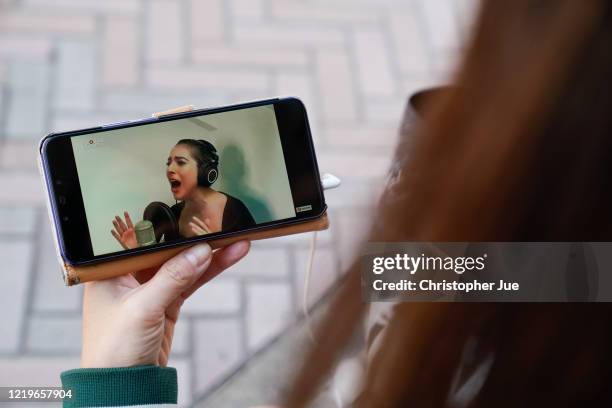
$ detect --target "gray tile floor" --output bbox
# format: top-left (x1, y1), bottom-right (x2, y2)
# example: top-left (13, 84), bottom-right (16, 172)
top-left (0, 0), bottom-right (476, 406)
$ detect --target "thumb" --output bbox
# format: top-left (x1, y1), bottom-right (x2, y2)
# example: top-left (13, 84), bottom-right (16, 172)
top-left (134, 244), bottom-right (212, 311)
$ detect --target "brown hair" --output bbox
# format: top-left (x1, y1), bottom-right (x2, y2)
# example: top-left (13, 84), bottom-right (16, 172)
top-left (286, 0), bottom-right (612, 406)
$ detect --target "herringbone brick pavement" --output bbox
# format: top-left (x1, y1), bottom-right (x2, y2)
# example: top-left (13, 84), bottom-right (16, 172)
top-left (0, 0), bottom-right (478, 406)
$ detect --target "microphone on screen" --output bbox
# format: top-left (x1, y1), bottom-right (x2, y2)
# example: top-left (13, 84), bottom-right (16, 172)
top-left (143, 201), bottom-right (180, 242)
top-left (135, 220), bottom-right (156, 247)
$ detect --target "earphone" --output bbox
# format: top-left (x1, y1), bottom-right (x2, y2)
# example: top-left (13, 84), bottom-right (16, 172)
top-left (194, 139), bottom-right (219, 187)
top-left (303, 173), bottom-right (342, 343)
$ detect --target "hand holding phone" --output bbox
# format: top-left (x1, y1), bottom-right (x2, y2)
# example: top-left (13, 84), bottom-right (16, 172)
top-left (81, 241), bottom-right (250, 368)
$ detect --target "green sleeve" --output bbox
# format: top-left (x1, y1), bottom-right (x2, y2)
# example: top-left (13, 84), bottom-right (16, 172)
top-left (60, 365), bottom-right (177, 407)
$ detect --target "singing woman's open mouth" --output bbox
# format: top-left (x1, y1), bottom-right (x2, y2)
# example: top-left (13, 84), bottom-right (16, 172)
top-left (169, 177), bottom-right (181, 194)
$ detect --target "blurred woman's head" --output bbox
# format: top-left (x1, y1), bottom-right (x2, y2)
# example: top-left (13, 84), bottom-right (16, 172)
top-left (166, 139), bottom-right (219, 200)
top-left (286, 1), bottom-right (612, 406)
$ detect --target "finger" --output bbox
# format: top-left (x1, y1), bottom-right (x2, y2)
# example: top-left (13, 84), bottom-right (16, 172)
top-left (200, 217), bottom-right (212, 233)
top-left (182, 241), bottom-right (250, 299)
top-left (111, 230), bottom-right (128, 249)
top-left (191, 216), bottom-right (210, 233)
top-left (114, 217), bottom-right (125, 234)
top-left (125, 211), bottom-right (134, 230)
top-left (204, 218), bottom-right (213, 232)
top-left (189, 222), bottom-right (206, 236)
top-left (131, 244), bottom-right (212, 312)
top-left (116, 215), bottom-right (129, 232)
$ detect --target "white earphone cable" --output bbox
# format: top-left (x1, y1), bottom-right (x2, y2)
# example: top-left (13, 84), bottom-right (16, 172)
top-left (303, 230), bottom-right (318, 342)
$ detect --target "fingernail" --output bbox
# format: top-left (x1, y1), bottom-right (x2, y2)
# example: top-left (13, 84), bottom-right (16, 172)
top-left (185, 244), bottom-right (211, 268)
top-left (225, 241), bottom-right (250, 260)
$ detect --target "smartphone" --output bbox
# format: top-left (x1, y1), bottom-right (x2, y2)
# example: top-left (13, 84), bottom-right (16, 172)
top-left (39, 97), bottom-right (326, 266)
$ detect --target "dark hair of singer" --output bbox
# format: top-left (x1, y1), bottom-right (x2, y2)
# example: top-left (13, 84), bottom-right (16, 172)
top-left (175, 139), bottom-right (218, 168)
top-left (284, 1), bottom-right (612, 407)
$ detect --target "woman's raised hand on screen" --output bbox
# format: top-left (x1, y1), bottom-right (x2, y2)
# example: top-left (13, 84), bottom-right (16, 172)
top-left (189, 216), bottom-right (212, 236)
top-left (111, 211), bottom-right (137, 249)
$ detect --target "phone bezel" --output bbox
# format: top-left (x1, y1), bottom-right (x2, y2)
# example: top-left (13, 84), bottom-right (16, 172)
top-left (40, 97), bottom-right (326, 265)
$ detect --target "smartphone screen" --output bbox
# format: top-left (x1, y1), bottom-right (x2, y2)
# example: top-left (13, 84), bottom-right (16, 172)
top-left (41, 98), bottom-right (325, 265)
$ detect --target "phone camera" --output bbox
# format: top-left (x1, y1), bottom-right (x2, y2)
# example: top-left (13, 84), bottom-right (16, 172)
top-left (62, 216), bottom-right (69, 222)
top-left (58, 196), bottom-right (67, 205)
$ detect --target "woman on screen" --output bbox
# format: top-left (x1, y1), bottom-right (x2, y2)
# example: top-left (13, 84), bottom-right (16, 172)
top-left (111, 139), bottom-right (255, 249)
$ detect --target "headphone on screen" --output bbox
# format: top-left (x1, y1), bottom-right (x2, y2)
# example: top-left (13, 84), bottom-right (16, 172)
top-left (194, 139), bottom-right (219, 187)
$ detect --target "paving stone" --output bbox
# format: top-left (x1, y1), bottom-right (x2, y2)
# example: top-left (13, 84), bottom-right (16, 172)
top-left (353, 27), bottom-right (396, 97)
top-left (315, 48), bottom-right (359, 124)
top-left (0, 206), bottom-right (37, 234)
top-left (0, 141), bottom-right (39, 171)
top-left (5, 61), bottom-right (49, 139)
top-left (192, 45), bottom-right (309, 69)
top-left (270, 0), bottom-right (381, 24)
top-left (0, 172), bottom-right (45, 204)
top-left (245, 282), bottom-right (292, 350)
top-left (8, 60), bottom-right (49, 91)
top-left (322, 178), bottom-right (386, 210)
top-left (334, 206), bottom-right (372, 272)
top-left (0, 357), bottom-right (79, 387)
top-left (147, 0), bottom-right (183, 63)
top-left (5, 89), bottom-right (48, 139)
top-left (53, 40), bottom-right (97, 112)
top-left (402, 73), bottom-right (444, 96)
top-left (230, 0), bottom-right (266, 21)
top-left (325, 124), bottom-right (399, 149)
top-left (389, 11), bottom-right (432, 75)
top-left (431, 48), bottom-right (463, 79)
top-left (100, 89), bottom-right (232, 115)
top-left (22, 0), bottom-right (141, 14)
top-left (170, 317), bottom-right (190, 355)
top-left (102, 17), bottom-right (139, 87)
top-left (32, 217), bottom-right (82, 312)
top-left (418, 0), bottom-right (460, 53)
top-left (167, 357), bottom-right (193, 407)
top-left (25, 316), bottom-right (81, 353)
top-left (51, 112), bottom-right (141, 133)
top-left (293, 247), bottom-right (339, 311)
top-left (251, 222), bottom-right (334, 248)
top-left (0, 12), bottom-right (96, 34)
top-left (181, 278), bottom-right (241, 314)
top-left (147, 67), bottom-right (269, 93)
top-left (190, 0), bottom-right (225, 43)
top-left (193, 318), bottom-right (244, 394)
top-left (364, 96), bottom-right (409, 125)
top-left (233, 23), bottom-right (345, 48)
top-left (0, 240), bottom-right (33, 353)
top-left (0, 36), bottom-right (51, 60)
top-left (223, 247), bottom-right (289, 278)
top-left (317, 150), bottom-right (392, 181)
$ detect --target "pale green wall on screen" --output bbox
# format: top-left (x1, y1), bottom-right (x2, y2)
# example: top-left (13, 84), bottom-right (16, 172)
top-left (72, 105), bottom-right (295, 255)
